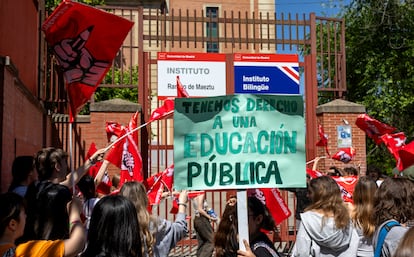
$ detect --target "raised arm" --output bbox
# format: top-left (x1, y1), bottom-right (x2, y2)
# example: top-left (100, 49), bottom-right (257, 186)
top-left (94, 159), bottom-right (110, 186)
top-left (64, 197), bottom-right (86, 257)
top-left (61, 148), bottom-right (106, 188)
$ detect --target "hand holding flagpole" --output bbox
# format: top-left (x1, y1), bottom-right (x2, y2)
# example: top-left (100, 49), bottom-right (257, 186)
top-left (103, 110), bottom-right (174, 153)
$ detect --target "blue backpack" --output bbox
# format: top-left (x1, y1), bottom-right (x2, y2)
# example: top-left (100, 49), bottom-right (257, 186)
top-left (374, 220), bottom-right (400, 257)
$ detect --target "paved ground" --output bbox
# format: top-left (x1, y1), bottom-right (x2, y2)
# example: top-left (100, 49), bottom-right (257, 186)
top-left (168, 239), bottom-right (198, 257)
top-left (167, 239), bottom-right (293, 257)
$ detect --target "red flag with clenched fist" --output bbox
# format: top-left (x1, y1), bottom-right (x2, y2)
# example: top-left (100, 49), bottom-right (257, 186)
top-left (42, 1), bottom-right (134, 120)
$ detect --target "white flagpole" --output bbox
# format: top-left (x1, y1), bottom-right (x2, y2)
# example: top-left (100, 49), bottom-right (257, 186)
top-left (306, 156), bottom-right (327, 165)
top-left (69, 120), bottom-right (75, 194)
top-left (104, 110), bottom-right (174, 152)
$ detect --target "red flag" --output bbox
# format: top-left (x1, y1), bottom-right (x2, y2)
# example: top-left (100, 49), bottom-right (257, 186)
top-left (176, 76), bottom-right (189, 97)
top-left (85, 142), bottom-right (101, 177)
top-left (306, 168), bottom-right (323, 179)
top-left (169, 190), bottom-right (205, 214)
top-left (331, 175), bottom-right (358, 203)
top-left (187, 191), bottom-right (206, 199)
top-left (355, 114), bottom-right (396, 144)
top-left (105, 112), bottom-right (143, 187)
top-left (84, 142), bottom-right (111, 194)
top-left (106, 121), bottom-right (125, 142)
top-left (149, 98), bottom-right (175, 122)
top-left (316, 124), bottom-right (328, 147)
top-left (315, 124), bottom-right (330, 156)
top-left (105, 122), bottom-right (126, 168)
top-left (96, 173), bottom-right (112, 195)
top-left (42, 1), bottom-right (134, 119)
top-left (149, 76), bottom-right (188, 123)
top-left (85, 142), bottom-right (98, 160)
top-left (248, 188), bottom-right (291, 225)
top-left (332, 147), bottom-right (356, 163)
top-left (397, 140), bottom-right (414, 171)
top-left (170, 196), bottom-right (179, 214)
top-left (145, 164), bottom-right (174, 206)
top-left (160, 164), bottom-right (174, 192)
top-left (380, 132), bottom-right (406, 169)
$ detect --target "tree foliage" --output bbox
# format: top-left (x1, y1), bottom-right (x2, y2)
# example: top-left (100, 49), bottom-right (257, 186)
top-left (46, 0), bottom-right (105, 13)
top-left (344, 0), bottom-right (414, 173)
top-left (95, 66), bottom-right (139, 102)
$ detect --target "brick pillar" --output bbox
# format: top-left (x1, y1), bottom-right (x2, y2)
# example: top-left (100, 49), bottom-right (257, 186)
top-left (80, 98), bottom-right (141, 178)
top-left (315, 99), bottom-right (367, 175)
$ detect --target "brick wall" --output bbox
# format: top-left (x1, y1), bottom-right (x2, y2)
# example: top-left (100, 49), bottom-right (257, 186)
top-left (1, 64), bottom-right (50, 192)
top-left (315, 99), bottom-right (367, 175)
top-left (0, 0), bottom-right (39, 95)
top-left (77, 99), bottom-right (141, 178)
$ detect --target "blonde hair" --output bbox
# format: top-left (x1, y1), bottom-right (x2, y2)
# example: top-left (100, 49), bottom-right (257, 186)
top-left (351, 176), bottom-right (377, 237)
top-left (120, 181), bottom-right (155, 257)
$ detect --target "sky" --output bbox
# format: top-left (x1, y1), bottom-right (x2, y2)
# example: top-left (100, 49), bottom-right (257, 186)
top-left (275, 0), bottom-right (350, 18)
top-left (273, 0), bottom-right (351, 94)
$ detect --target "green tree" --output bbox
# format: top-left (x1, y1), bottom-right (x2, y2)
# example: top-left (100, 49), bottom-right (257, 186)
top-left (344, 0), bottom-right (414, 173)
top-left (46, 0), bottom-right (104, 12)
top-left (95, 66), bottom-right (138, 102)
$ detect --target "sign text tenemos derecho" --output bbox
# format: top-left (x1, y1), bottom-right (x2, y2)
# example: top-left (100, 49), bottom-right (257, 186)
top-left (173, 94), bottom-right (306, 190)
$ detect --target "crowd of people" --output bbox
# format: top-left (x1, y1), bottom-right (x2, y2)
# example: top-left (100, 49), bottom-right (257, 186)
top-left (288, 164), bottom-right (414, 257)
top-left (3, 148), bottom-right (414, 257)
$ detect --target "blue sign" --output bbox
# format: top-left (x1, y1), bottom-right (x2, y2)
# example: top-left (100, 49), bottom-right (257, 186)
top-left (233, 54), bottom-right (300, 95)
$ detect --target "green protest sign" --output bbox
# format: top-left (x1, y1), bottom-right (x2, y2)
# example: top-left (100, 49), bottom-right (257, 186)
top-left (173, 94), bottom-right (306, 190)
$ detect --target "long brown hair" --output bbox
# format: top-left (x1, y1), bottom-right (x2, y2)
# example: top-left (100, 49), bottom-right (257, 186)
top-left (351, 176), bottom-right (377, 237)
top-left (120, 181), bottom-right (155, 257)
top-left (214, 204), bottom-right (238, 257)
top-left (373, 177), bottom-right (414, 226)
top-left (306, 175), bottom-right (350, 229)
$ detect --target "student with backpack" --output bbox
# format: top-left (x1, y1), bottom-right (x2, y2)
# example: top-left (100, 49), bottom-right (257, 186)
top-left (372, 177), bottom-right (414, 257)
top-left (291, 176), bottom-right (358, 257)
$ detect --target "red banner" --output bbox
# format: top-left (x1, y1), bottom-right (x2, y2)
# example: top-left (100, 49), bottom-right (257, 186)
top-left (149, 98), bottom-right (175, 122)
top-left (176, 76), bottom-right (189, 97)
top-left (145, 164), bottom-right (174, 206)
top-left (316, 124), bottom-right (330, 157)
top-left (355, 114), bottom-right (396, 145)
top-left (380, 132), bottom-right (406, 170)
top-left (105, 112), bottom-right (143, 187)
top-left (42, 1), bottom-right (134, 118)
top-left (397, 140), bottom-right (414, 171)
top-left (332, 147), bottom-right (356, 163)
top-left (331, 175), bottom-right (358, 203)
top-left (248, 188), bottom-right (291, 225)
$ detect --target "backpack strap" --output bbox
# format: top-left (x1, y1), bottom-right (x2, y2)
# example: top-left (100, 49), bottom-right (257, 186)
top-left (252, 241), bottom-right (281, 257)
top-left (374, 220), bottom-right (400, 257)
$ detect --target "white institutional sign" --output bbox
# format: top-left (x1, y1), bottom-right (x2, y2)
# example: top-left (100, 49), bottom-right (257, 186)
top-left (157, 52), bottom-right (227, 98)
